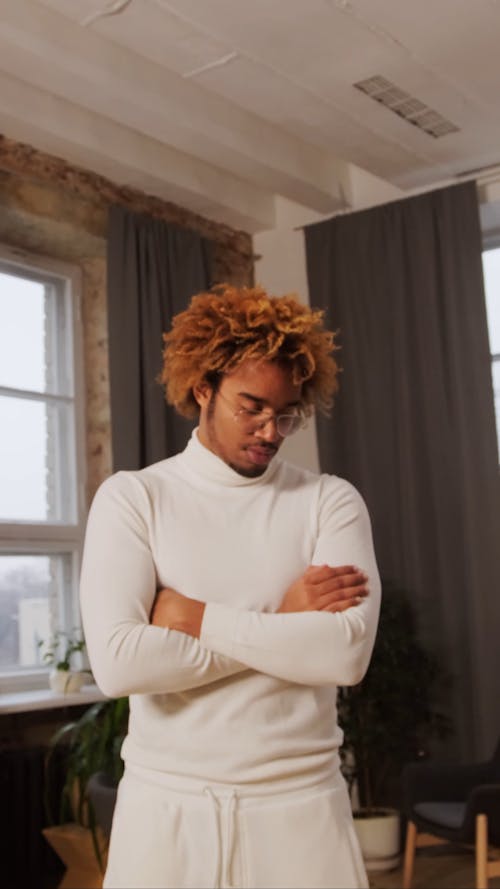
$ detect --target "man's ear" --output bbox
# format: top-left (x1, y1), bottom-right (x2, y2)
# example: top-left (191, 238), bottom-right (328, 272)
top-left (193, 381), bottom-right (212, 409)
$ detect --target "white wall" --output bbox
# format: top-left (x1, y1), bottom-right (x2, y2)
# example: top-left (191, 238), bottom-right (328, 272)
top-left (253, 198), bottom-right (326, 472)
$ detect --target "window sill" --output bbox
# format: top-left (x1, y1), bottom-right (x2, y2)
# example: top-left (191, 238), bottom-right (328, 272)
top-left (0, 683), bottom-right (106, 714)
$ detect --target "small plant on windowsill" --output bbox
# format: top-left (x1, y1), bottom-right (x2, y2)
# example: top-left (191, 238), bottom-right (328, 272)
top-left (38, 630), bottom-right (89, 694)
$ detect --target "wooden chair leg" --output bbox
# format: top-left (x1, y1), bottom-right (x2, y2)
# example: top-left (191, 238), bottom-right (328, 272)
top-left (476, 813), bottom-right (488, 889)
top-left (403, 820), bottom-right (418, 889)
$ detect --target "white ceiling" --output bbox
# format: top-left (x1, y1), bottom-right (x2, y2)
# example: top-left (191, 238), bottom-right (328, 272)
top-left (1, 0), bottom-right (500, 231)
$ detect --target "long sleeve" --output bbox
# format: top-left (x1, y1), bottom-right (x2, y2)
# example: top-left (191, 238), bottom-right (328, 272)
top-left (79, 473), bottom-right (248, 698)
top-left (200, 478), bottom-right (381, 687)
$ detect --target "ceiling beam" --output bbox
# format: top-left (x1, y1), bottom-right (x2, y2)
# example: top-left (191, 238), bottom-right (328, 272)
top-left (0, 71), bottom-right (276, 232)
top-left (0, 0), bottom-right (349, 214)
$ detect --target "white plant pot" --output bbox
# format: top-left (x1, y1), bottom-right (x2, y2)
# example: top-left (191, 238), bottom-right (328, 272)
top-left (353, 807), bottom-right (401, 872)
top-left (49, 669), bottom-right (85, 694)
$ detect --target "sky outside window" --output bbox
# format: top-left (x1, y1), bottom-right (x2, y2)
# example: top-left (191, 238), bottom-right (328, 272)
top-left (0, 272), bottom-right (50, 521)
top-left (481, 247), bottom-right (500, 457)
top-left (0, 272), bottom-right (46, 392)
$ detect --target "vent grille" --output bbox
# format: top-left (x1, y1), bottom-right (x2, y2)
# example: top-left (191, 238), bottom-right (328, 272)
top-left (354, 75), bottom-right (460, 138)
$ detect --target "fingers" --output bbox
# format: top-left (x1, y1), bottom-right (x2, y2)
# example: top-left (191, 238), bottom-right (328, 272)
top-left (316, 587), bottom-right (368, 610)
top-left (300, 565), bottom-right (368, 613)
top-left (316, 572), bottom-right (366, 593)
top-left (305, 564), bottom-right (359, 581)
top-left (279, 564), bottom-right (370, 614)
top-left (305, 565), bottom-right (368, 594)
top-left (321, 596), bottom-right (364, 613)
top-left (310, 566), bottom-right (369, 611)
top-left (316, 587), bottom-right (367, 612)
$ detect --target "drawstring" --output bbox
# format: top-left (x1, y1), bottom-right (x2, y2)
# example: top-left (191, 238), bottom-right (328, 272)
top-left (224, 789), bottom-right (238, 888)
top-left (203, 786), bottom-right (239, 888)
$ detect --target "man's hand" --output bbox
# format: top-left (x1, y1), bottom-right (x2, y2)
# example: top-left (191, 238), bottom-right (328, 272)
top-left (151, 587), bottom-right (205, 638)
top-left (277, 565), bottom-right (368, 614)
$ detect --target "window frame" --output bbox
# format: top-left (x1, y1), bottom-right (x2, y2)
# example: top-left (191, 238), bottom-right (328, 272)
top-left (0, 243), bottom-right (87, 693)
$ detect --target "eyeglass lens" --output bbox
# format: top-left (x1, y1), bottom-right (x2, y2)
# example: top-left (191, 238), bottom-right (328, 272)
top-left (245, 412), bottom-right (301, 437)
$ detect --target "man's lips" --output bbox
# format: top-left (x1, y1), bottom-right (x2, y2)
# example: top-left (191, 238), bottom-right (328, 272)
top-left (245, 445), bottom-right (278, 465)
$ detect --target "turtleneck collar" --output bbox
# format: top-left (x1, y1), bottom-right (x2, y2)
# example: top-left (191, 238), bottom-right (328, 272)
top-left (179, 428), bottom-right (280, 488)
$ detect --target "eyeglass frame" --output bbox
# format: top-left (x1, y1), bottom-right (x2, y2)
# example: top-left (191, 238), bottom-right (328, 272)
top-left (215, 388), bottom-right (305, 438)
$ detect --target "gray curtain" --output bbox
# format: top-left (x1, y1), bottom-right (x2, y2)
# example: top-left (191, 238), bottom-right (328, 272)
top-left (305, 182), bottom-right (500, 762)
top-left (107, 206), bottom-right (213, 470)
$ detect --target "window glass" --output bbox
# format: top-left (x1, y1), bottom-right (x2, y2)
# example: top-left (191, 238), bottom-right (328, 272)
top-left (492, 360), bottom-right (500, 449)
top-left (0, 248), bottom-right (84, 690)
top-left (0, 273), bottom-right (48, 392)
top-left (0, 553), bottom-right (73, 672)
top-left (0, 396), bottom-right (75, 523)
top-left (482, 249), bottom-right (500, 355)
top-left (482, 247), bottom-right (500, 461)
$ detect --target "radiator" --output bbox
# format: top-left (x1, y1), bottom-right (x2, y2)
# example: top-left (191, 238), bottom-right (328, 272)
top-left (0, 746), bottom-right (65, 889)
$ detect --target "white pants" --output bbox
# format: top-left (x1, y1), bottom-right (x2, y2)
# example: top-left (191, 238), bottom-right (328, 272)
top-left (103, 767), bottom-right (368, 889)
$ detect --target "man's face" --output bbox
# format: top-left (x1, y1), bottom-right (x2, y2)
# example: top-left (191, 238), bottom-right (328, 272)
top-left (195, 359), bottom-right (303, 477)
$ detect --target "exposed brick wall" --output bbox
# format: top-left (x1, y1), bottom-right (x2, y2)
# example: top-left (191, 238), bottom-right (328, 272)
top-left (0, 135), bottom-right (254, 281)
top-left (0, 134), bottom-right (254, 499)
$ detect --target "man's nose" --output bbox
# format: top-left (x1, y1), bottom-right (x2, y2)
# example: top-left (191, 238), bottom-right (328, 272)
top-left (254, 416), bottom-right (281, 442)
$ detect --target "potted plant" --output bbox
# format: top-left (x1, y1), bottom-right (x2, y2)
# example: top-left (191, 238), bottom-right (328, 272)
top-left (43, 696), bottom-right (129, 884)
top-left (338, 579), bottom-right (451, 872)
top-left (38, 629), bottom-right (88, 693)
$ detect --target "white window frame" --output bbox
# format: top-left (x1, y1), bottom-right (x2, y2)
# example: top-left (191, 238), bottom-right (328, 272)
top-left (0, 243), bottom-right (87, 693)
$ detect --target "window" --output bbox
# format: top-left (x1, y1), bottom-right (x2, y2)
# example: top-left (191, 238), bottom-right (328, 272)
top-left (482, 246), bottom-right (500, 460)
top-left (0, 246), bottom-right (86, 692)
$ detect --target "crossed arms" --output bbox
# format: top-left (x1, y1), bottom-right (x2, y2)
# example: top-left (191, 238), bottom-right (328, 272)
top-left (152, 563), bottom-right (369, 638)
top-left (80, 473), bottom-right (381, 698)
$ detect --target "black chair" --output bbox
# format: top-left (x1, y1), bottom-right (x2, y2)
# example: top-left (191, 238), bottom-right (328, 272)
top-left (402, 740), bottom-right (500, 889)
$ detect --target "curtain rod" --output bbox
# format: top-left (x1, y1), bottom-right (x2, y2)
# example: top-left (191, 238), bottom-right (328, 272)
top-left (293, 166), bottom-right (500, 231)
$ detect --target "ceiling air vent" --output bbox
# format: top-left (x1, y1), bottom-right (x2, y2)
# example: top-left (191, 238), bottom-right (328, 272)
top-left (353, 75), bottom-right (460, 138)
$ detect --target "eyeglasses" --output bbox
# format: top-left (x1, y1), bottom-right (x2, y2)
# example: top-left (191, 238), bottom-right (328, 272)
top-left (217, 390), bottom-right (304, 437)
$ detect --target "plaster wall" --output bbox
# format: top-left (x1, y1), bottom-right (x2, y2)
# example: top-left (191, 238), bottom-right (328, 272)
top-left (253, 199), bottom-right (324, 474)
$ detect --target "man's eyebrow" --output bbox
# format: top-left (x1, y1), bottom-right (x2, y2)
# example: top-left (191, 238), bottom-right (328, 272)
top-left (237, 390), bottom-right (301, 408)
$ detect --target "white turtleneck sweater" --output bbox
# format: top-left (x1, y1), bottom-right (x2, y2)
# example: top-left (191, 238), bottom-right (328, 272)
top-left (80, 430), bottom-right (381, 789)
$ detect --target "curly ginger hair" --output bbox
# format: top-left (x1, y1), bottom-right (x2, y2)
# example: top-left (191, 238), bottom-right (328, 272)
top-left (160, 284), bottom-right (340, 418)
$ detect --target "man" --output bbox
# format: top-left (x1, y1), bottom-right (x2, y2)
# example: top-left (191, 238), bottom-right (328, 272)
top-left (80, 284), bottom-right (381, 889)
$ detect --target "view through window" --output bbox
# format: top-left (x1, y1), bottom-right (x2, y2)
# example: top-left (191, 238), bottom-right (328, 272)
top-left (0, 249), bottom-right (84, 690)
top-left (482, 246), bottom-right (500, 459)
